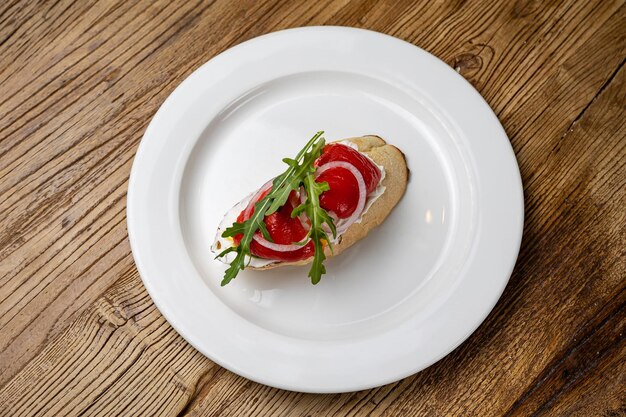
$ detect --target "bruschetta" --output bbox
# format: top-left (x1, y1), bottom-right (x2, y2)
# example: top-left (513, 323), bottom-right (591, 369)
top-left (212, 133), bottom-right (408, 285)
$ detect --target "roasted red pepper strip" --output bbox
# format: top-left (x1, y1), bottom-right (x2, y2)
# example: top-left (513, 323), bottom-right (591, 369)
top-left (315, 143), bottom-right (382, 193)
top-left (235, 143), bottom-right (381, 260)
top-left (234, 190), bottom-right (314, 261)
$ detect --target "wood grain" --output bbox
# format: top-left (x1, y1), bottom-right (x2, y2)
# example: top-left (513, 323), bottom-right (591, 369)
top-left (0, 0), bottom-right (624, 415)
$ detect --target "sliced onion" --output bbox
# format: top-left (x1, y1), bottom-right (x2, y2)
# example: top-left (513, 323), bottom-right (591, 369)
top-left (243, 179), bottom-right (273, 219)
top-left (322, 210), bottom-right (338, 235)
top-left (294, 187), bottom-right (311, 231)
top-left (288, 190), bottom-right (299, 207)
top-left (315, 161), bottom-right (366, 235)
top-left (245, 160), bottom-right (367, 252)
top-left (297, 210), bottom-right (311, 231)
top-left (250, 187), bottom-right (312, 252)
top-left (253, 233), bottom-right (310, 252)
top-left (298, 186), bottom-right (335, 235)
top-left (299, 186), bottom-right (307, 205)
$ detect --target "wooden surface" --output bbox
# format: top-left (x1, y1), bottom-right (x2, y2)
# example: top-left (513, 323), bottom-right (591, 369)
top-left (0, 0), bottom-right (624, 415)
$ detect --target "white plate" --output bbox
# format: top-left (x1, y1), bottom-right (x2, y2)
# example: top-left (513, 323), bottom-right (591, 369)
top-left (127, 27), bottom-right (523, 393)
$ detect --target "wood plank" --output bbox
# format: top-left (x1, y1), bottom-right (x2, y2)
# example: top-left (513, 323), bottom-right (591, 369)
top-left (362, 39), bottom-right (626, 417)
top-left (0, 0), bottom-right (221, 385)
top-left (507, 299), bottom-right (626, 416)
top-left (0, 0), bottom-right (624, 415)
top-left (0, 0), bottom-right (347, 385)
top-left (184, 2), bottom-right (625, 415)
top-left (533, 335), bottom-right (625, 417)
top-left (0, 271), bottom-right (215, 416)
top-left (181, 3), bottom-right (626, 415)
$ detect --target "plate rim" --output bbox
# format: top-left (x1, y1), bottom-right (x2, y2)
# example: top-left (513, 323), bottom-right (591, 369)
top-left (127, 26), bottom-right (524, 393)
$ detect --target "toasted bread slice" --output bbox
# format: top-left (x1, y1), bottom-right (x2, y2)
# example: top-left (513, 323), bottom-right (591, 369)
top-left (251, 135), bottom-right (408, 270)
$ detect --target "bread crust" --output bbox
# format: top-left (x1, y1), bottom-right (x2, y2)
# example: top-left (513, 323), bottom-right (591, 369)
top-left (251, 135), bottom-right (408, 270)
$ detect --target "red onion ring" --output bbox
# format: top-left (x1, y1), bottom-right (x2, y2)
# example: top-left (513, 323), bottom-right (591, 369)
top-left (250, 185), bottom-right (312, 252)
top-left (253, 233), bottom-right (310, 252)
top-left (315, 161), bottom-right (366, 235)
top-left (294, 187), bottom-right (311, 231)
top-left (322, 210), bottom-right (338, 235)
top-left (245, 161), bottom-right (367, 253)
top-left (243, 179), bottom-right (273, 219)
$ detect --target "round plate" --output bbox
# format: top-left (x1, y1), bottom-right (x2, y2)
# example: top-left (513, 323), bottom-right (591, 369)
top-left (127, 27), bottom-right (524, 393)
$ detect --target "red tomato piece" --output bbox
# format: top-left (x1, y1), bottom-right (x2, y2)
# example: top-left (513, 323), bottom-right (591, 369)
top-left (314, 143), bottom-right (382, 219)
top-left (231, 144), bottom-right (380, 261)
top-left (316, 167), bottom-right (360, 218)
top-left (234, 190), bottom-right (314, 261)
top-left (315, 143), bottom-right (381, 194)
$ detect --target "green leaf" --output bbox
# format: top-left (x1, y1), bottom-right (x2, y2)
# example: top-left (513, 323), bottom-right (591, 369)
top-left (301, 174), bottom-right (336, 284)
top-left (221, 249), bottom-right (246, 286)
top-left (290, 202), bottom-right (307, 218)
top-left (221, 222), bottom-right (246, 238)
top-left (265, 132), bottom-right (325, 215)
top-left (309, 237), bottom-right (327, 285)
top-left (318, 209), bottom-right (337, 239)
top-left (215, 246), bottom-right (237, 259)
top-left (257, 219), bottom-right (272, 242)
top-left (216, 131), bottom-right (336, 285)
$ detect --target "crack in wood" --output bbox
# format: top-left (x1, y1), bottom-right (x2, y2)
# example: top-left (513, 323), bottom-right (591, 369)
top-left (561, 56), bottom-right (626, 139)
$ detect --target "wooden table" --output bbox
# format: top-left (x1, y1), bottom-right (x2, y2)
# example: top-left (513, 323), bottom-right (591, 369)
top-left (1, 1), bottom-right (624, 415)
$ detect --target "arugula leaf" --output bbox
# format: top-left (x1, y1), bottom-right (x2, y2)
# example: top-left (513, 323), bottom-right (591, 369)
top-left (219, 195), bottom-right (277, 286)
top-left (217, 131), bottom-right (330, 286)
top-left (265, 132), bottom-right (325, 215)
top-left (301, 174), bottom-right (336, 284)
